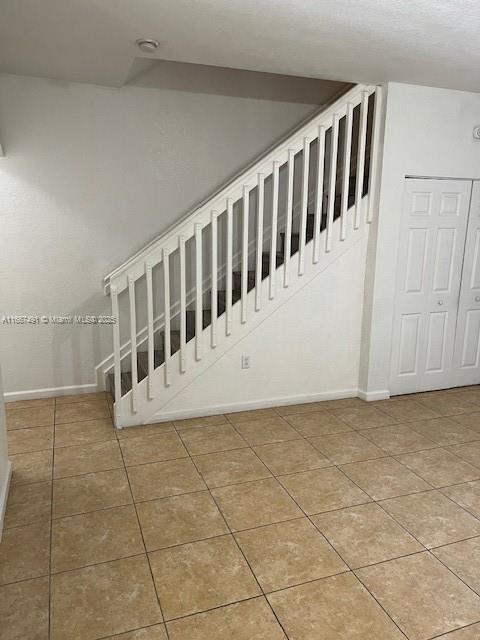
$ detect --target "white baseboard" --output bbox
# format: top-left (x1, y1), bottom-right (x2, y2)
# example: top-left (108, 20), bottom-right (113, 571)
top-left (4, 383), bottom-right (100, 403)
top-left (134, 388), bottom-right (360, 426)
top-left (357, 388), bottom-right (390, 402)
top-left (0, 460), bottom-right (12, 541)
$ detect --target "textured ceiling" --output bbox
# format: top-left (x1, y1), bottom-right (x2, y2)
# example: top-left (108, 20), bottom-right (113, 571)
top-left (1, 0), bottom-right (479, 90)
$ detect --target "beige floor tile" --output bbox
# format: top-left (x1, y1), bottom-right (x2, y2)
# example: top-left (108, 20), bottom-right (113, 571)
top-left (127, 458), bottom-right (206, 502)
top-left (381, 490), bottom-right (480, 548)
top-left (4, 481), bottom-right (52, 528)
top-left (136, 491), bottom-right (228, 551)
top-left (55, 398), bottom-right (110, 424)
top-left (312, 502), bottom-right (423, 568)
top-left (54, 439), bottom-right (123, 478)
top-left (53, 469), bottom-right (132, 518)
top-left (340, 457), bottom-right (431, 500)
top-left (434, 623), bottom-right (480, 639)
top-left (356, 552), bottom-right (480, 640)
top-left (253, 439), bottom-right (331, 476)
top-left (452, 412), bottom-right (480, 432)
top-left (10, 449), bottom-right (53, 485)
top-left (448, 441), bottom-right (480, 468)
top-left (117, 422), bottom-right (175, 439)
top-left (359, 424), bottom-right (438, 455)
top-left (6, 397), bottom-right (54, 411)
top-left (332, 405), bottom-right (396, 429)
top-left (433, 537), bottom-right (480, 594)
top-left (284, 410), bottom-right (353, 437)
top-left (7, 426), bottom-right (53, 454)
top-left (50, 555), bottom-right (162, 640)
top-left (407, 417), bottom-right (480, 446)
top-left (268, 572), bottom-right (404, 639)
top-left (54, 418), bottom-right (115, 448)
top-left (233, 416), bottom-right (300, 446)
top-left (416, 395), bottom-right (480, 416)
top-left (173, 414), bottom-right (227, 430)
top-left (278, 466), bottom-right (370, 515)
top-left (5, 405), bottom-right (54, 430)
top-left (275, 401), bottom-right (329, 416)
top-left (442, 481), bottom-right (480, 518)
top-left (120, 432), bottom-right (188, 467)
top-left (211, 477), bottom-right (303, 531)
top-left (104, 624), bottom-right (167, 639)
top-left (397, 448), bottom-right (480, 488)
top-left (0, 577), bottom-right (49, 640)
top-left (0, 521), bottom-right (50, 585)
top-left (178, 423), bottom-right (247, 455)
top-left (235, 518), bottom-right (347, 592)
top-left (192, 448), bottom-right (271, 488)
top-left (167, 597), bottom-right (286, 640)
top-left (149, 535), bottom-right (260, 620)
top-left (55, 391), bottom-right (109, 404)
top-left (227, 408), bottom-right (278, 424)
top-left (378, 399), bottom-right (441, 423)
top-left (309, 431), bottom-right (386, 464)
top-left (51, 505), bottom-right (144, 573)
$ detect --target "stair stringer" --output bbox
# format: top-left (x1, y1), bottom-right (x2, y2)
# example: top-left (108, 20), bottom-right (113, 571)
top-left (116, 200), bottom-right (369, 427)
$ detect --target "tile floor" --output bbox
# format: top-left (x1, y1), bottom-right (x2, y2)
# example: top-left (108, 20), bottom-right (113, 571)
top-left (2, 389), bottom-right (480, 638)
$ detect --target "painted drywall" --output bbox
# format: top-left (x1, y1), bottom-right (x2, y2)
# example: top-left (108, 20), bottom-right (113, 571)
top-left (153, 231), bottom-right (368, 419)
top-left (0, 69), bottom-right (346, 398)
top-left (360, 82), bottom-right (480, 397)
top-left (0, 359), bottom-right (11, 538)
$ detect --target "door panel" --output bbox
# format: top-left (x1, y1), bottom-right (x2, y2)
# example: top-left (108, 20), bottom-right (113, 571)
top-left (453, 182), bottom-right (480, 384)
top-left (390, 178), bottom-right (472, 395)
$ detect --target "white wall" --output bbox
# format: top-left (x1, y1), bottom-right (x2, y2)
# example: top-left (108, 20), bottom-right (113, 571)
top-left (0, 358), bottom-right (11, 538)
top-left (156, 232), bottom-right (368, 418)
top-left (360, 82), bottom-right (480, 398)
top-left (0, 65), bottom-right (346, 398)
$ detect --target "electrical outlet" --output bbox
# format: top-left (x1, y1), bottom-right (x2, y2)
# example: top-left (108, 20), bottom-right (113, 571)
top-left (241, 355), bottom-right (250, 369)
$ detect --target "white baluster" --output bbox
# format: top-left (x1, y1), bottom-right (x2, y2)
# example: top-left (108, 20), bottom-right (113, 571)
top-left (255, 173), bottom-right (265, 310)
top-left (284, 149), bottom-right (295, 287)
top-left (354, 90), bottom-right (369, 229)
top-left (111, 285), bottom-right (122, 428)
top-left (241, 186), bottom-right (249, 323)
top-left (226, 198), bottom-right (233, 335)
top-left (340, 102), bottom-right (354, 241)
top-left (179, 236), bottom-right (186, 373)
top-left (210, 211), bottom-right (218, 348)
top-left (195, 223), bottom-right (203, 360)
top-left (163, 249), bottom-right (171, 387)
top-left (326, 114), bottom-right (340, 253)
top-left (145, 262), bottom-right (155, 399)
top-left (313, 125), bottom-right (326, 263)
top-left (269, 161), bottom-right (280, 299)
top-left (298, 137), bottom-right (310, 275)
top-left (367, 86), bottom-right (383, 223)
top-left (128, 275), bottom-right (138, 412)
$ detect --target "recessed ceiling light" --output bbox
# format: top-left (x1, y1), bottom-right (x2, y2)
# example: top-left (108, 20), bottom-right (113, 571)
top-left (136, 38), bottom-right (159, 53)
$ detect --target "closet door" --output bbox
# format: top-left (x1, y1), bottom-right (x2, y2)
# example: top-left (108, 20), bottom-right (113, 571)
top-left (453, 181), bottom-right (480, 386)
top-left (390, 178), bottom-right (472, 395)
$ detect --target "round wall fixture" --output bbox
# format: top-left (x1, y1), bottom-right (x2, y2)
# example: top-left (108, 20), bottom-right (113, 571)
top-left (136, 38), bottom-right (159, 53)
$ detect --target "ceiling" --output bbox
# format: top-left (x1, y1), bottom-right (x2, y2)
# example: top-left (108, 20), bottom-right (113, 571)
top-left (1, 0), bottom-right (479, 91)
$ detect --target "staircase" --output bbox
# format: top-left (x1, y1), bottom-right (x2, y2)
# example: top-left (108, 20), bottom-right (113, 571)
top-left (104, 84), bottom-right (383, 428)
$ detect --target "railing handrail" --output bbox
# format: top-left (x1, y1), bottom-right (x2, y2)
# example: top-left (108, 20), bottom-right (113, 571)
top-left (103, 83), bottom-right (371, 291)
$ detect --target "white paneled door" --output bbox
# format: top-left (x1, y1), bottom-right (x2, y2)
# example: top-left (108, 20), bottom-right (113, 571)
top-left (453, 182), bottom-right (480, 386)
top-left (390, 178), bottom-right (473, 395)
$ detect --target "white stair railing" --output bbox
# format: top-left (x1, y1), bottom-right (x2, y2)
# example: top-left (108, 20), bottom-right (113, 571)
top-left (104, 84), bottom-right (383, 428)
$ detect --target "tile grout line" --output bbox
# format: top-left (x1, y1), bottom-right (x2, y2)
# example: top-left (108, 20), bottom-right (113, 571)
top-left (115, 430), bottom-right (170, 639)
top-left (173, 420), bottom-right (293, 640)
